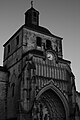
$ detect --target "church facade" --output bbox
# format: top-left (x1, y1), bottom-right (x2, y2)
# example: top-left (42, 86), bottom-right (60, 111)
top-left (0, 3), bottom-right (80, 120)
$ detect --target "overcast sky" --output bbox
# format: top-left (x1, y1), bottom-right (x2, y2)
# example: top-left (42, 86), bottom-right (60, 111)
top-left (0, 0), bottom-right (80, 91)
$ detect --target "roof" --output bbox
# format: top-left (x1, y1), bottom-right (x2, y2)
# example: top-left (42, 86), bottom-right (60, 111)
top-left (76, 91), bottom-right (80, 96)
top-left (25, 7), bottom-right (39, 15)
top-left (0, 66), bottom-right (8, 72)
top-left (3, 25), bottom-right (24, 47)
top-left (58, 57), bottom-right (71, 64)
top-left (24, 24), bottom-right (63, 39)
top-left (3, 24), bottom-right (63, 47)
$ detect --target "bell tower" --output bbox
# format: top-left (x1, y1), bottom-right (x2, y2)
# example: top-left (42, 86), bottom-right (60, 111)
top-left (25, 1), bottom-right (39, 26)
top-left (2, 1), bottom-right (76, 120)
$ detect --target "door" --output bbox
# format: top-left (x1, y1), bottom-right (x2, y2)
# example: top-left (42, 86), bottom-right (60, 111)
top-left (32, 89), bottom-right (66, 120)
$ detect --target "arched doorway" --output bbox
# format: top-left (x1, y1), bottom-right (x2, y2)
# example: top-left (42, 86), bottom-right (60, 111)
top-left (32, 89), bottom-right (67, 120)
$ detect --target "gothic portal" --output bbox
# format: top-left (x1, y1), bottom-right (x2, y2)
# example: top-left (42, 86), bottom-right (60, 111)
top-left (2, 2), bottom-right (76, 120)
top-left (32, 89), bottom-right (66, 120)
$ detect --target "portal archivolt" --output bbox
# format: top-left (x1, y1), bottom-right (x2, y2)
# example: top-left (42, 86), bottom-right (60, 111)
top-left (32, 89), bottom-right (66, 120)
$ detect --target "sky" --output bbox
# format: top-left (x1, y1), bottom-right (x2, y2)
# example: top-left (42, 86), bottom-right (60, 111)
top-left (0, 0), bottom-right (80, 91)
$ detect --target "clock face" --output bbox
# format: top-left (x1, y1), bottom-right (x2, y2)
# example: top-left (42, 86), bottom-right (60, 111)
top-left (47, 52), bottom-right (53, 60)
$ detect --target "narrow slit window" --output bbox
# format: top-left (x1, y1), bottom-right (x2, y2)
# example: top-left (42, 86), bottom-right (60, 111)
top-left (33, 12), bottom-right (37, 23)
top-left (33, 12), bottom-right (37, 17)
top-left (8, 44), bottom-right (10, 53)
top-left (16, 36), bottom-right (19, 45)
top-left (11, 83), bottom-right (15, 97)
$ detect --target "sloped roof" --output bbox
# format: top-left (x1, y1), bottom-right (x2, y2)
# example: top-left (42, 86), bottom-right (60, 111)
top-left (3, 24), bottom-right (62, 47)
top-left (25, 24), bottom-right (63, 39)
top-left (0, 66), bottom-right (8, 72)
top-left (25, 7), bottom-right (39, 15)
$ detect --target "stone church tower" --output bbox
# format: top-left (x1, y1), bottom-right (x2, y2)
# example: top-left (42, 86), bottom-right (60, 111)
top-left (2, 2), bottom-right (77, 120)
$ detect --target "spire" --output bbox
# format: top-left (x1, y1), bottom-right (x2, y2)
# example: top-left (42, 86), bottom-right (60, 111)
top-left (31, 1), bottom-right (33, 8)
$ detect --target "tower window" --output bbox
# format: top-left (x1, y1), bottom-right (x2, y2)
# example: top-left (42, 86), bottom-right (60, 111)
top-left (33, 17), bottom-right (37, 22)
top-left (32, 11), bottom-right (38, 24)
top-left (11, 83), bottom-right (15, 97)
top-left (36, 37), bottom-right (42, 47)
top-left (16, 36), bottom-right (19, 45)
top-left (33, 12), bottom-right (37, 17)
top-left (46, 40), bottom-right (52, 49)
top-left (8, 44), bottom-right (10, 53)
